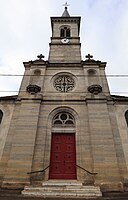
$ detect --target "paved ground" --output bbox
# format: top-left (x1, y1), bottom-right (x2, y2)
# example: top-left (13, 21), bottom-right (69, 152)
top-left (0, 189), bottom-right (128, 200)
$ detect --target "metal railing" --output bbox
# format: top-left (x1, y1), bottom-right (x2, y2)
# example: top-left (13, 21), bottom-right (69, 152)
top-left (27, 164), bottom-right (97, 176)
top-left (27, 165), bottom-right (50, 174)
top-left (76, 164), bottom-right (98, 176)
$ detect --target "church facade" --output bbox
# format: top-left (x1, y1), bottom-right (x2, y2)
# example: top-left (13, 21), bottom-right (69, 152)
top-left (0, 6), bottom-right (128, 193)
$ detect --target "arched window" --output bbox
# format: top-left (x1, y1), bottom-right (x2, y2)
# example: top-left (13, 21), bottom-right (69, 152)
top-left (60, 29), bottom-right (65, 38)
top-left (30, 69), bottom-right (41, 86)
top-left (60, 27), bottom-right (70, 38)
top-left (125, 110), bottom-right (128, 126)
top-left (66, 28), bottom-right (70, 37)
top-left (53, 112), bottom-right (75, 127)
top-left (87, 69), bottom-right (99, 86)
top-left (0, 110), bottom-right (3, 124)
top-left (87, 69), bottom-right (97, 76)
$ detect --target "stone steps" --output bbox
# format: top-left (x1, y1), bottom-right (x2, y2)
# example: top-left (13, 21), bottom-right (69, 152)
top-left (42, 180), bottom-right (82, 186)
top-left (22, 180), bottom-right (102, 198)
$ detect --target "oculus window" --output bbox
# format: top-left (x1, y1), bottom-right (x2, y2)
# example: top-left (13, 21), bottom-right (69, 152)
top-left (54, 75), bottom-right (75, 93)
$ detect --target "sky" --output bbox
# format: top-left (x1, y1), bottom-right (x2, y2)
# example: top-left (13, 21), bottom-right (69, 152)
top-left (0, 0), bottom-right (128, 96)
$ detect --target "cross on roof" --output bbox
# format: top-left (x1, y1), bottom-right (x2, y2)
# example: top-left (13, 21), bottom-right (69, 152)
top-left (37, 54), bottom-right (45, 60)
top-left (63, 2), bottom-right (70, 8)
top-left (85, 54), bottom-right (93, 60)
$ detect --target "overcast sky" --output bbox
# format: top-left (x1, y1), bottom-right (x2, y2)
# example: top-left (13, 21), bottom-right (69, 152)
top-left (0, 0), bottom-right (128, 96)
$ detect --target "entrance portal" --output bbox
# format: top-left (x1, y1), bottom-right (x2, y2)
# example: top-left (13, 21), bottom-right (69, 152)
top-left (49, 133), bottom-right (76, 179)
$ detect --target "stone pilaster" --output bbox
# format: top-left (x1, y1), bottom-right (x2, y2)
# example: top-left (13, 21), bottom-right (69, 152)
top-left (87, 99), bottom-right (122, 191)
top-left (1, 99), bottom-right (41, 188)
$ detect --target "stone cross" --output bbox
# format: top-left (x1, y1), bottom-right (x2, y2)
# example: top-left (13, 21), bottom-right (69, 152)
top-left (37, 54), bottom-right (45, 60)
top-left (85, 54), bottom-right (93, 60)
top-left (63, 2), bottom-right (70, 8)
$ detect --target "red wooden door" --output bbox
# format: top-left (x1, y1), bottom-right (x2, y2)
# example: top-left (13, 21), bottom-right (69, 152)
top-left (49, 133), bottom-right (76, 179)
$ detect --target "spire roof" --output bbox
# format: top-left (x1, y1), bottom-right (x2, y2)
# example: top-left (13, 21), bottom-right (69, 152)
top-left (62, 2), bottom-right (70, 17)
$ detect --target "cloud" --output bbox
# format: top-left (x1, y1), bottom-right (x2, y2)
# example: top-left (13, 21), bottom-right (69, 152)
top-left (80, 0), bottom-right (128, 96)
top-left (0, 0), bottom-right (128, 96)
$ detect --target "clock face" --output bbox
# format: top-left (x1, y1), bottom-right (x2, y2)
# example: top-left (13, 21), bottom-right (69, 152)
top-left (61, 38), bottom-right (70, 44)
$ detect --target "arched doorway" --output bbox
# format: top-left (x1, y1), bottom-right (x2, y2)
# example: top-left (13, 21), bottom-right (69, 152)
top-left (49, 112), bottom-right (76, 179)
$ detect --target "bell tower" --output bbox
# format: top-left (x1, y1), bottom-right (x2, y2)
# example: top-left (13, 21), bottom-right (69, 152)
top-left (48, 4), bottom-right (81, 63)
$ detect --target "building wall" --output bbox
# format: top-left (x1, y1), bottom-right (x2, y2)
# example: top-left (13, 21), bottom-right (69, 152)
top-left (115, 103), bottom-right (128, 175)
top-left (0, 101), bottom-right (15, 160)
top-left (30, 99), bottom-right (127, 190)
top-left (0, 62), bottom-right (128, 191)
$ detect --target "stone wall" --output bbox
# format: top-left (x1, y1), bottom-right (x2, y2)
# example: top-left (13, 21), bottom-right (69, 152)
top-left (0, 101), bottom-right (15, 160)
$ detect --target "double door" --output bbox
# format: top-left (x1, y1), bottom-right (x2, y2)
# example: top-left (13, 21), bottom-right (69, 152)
top-left (49, 133), bottom-right (76, 179)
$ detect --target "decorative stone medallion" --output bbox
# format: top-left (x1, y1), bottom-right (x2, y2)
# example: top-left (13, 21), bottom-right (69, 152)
top-left (88, 84), bottom-right (102, 95)
top-left (54, 75), bottom-right (75, 92)
top-left (26, 84), bottom-right (41, 95)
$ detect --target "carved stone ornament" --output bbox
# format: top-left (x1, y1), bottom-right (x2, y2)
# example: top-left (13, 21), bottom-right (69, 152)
top-left (54, 75), bottom-right (75, 93)
top-left (26, 84), bottom-right (41, 95)
top-left (88, 84), bottom-right (102, 95)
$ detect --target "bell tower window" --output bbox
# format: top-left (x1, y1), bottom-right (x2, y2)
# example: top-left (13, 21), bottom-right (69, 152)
top-left (60, 27), bottom-right (70, 38)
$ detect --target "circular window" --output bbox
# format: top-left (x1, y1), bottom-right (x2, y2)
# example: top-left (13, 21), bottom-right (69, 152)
top-left (60, 113), bottom-right (67, 120)
top-left (54, 75), bottom-right (75, 92)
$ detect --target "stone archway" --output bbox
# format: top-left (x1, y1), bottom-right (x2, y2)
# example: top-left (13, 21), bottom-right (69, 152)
top-left (49, 111), bottom-right (77, 179)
